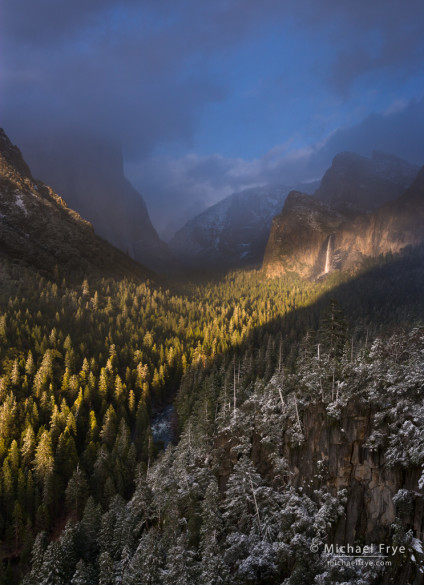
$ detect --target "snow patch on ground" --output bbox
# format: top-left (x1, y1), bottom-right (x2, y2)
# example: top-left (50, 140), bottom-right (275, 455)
top-left (15, 193), bottom-right (28, 215)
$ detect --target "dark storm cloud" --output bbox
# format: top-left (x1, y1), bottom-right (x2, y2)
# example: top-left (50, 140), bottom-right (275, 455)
top-left (1, 0), bottom-right (423, 236)
top-left (328, 15), bottom-right (424, 96)
top-left (287, 0), bottom-right (424, 95)
top-left (3, 0), bottom-right (423, 155)
top-left (1, 1), bottom-right (229, 153)
top-left (1, 0), bottom-right (288, 151)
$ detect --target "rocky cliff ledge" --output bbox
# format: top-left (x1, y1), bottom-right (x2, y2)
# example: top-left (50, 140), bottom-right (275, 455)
top-left (285, 402), bottom-right (422, 545)
top-left (263, 166), bottom-right (424, 279)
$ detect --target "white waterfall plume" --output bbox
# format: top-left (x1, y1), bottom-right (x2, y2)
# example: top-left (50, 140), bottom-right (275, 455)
top-left (324, 235), bottom-right (332, 274)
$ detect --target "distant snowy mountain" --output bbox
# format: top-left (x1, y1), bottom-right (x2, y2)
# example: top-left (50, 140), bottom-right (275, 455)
top-left (170, 183), bottom-right (318, 270)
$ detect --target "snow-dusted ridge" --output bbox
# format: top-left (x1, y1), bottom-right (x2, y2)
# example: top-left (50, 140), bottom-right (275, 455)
top-left (170, 182), bottom-right (318, 270)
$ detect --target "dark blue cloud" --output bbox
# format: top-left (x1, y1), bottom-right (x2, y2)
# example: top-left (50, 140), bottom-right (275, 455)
top-left (1, 0), bottom-right (423, 234)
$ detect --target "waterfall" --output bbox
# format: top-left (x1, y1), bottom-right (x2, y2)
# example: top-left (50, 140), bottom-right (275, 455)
top-left (324, 235), bottom-right (332, 274)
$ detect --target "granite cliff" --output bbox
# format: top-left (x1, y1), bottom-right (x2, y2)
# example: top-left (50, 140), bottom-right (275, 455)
top-left (0, 129), bottom-right (152, 280)
top-left (17, 134), bottom-right (174, 273)
top-left (264, 152), bottom-right (423, 278)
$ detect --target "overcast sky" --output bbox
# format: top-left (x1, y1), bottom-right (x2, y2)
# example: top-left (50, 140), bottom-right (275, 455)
top-left (1, 0), bottom-right (423, 235)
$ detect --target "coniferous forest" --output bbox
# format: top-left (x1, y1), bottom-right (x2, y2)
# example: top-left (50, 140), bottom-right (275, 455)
top-left (0, 242), bottom-right (423, 584)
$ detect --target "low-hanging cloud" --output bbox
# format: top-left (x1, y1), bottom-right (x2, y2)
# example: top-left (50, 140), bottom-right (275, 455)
top-left (128, 98), bottom-right (424, 237)
top-left (1, 0), bottom-right (423, 239)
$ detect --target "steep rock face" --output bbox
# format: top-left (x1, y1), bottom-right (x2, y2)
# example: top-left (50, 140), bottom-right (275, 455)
top-left (217, 400), bottom-right (423, 546)
top-left (19, 135), bottom-right (173, 273)
top-left (315, 150), bottom-right (419, 214)
top-left (284, 402), bottom-right (422, 544)
top-left (170, 183), bottom-right (318, 271)
top-left (263, 153), bottom-right (423, 278)
top-left (0, 129), bottom-right (152, 280)
top-left (263, 191), bottom-right (346, 278)
top-left (334, 167), bottom-right (424, 265)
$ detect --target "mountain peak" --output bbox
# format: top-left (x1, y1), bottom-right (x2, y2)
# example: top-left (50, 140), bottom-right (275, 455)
top-left (315, 150), bottom-right (419, 213)
top-left (284, 189), bottom-right (321, 209)
top-left (0, 128), bottom-right (33, 183)
top-left (170, 183), bottom-right (318, 271)
top-left (332, 150), bottom-right (365, 163)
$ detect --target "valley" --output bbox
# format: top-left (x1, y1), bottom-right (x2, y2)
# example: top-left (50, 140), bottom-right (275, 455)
top-left (0, 130), bottom-right (423, 584)
top-left (2, 1), bottom-right (424, 582)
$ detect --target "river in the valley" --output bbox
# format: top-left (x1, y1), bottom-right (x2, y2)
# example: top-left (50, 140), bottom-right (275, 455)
top-left (151, 405), bottom-right (175, 448)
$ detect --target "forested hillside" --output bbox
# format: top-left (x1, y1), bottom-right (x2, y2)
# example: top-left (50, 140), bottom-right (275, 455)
top-left (23, 323), bottom-right (424, 585)
top-left (0, 243), bottom-right (423, 583)
top-left (0, 259), bottom-right (328, 583)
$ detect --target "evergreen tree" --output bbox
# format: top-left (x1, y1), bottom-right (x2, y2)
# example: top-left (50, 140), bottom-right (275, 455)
top-left (78, 497), bottom-right (101, 561)
top-left (98, 551), bottom-right (114, 585)
top-left (320, 299), bottom-right (348, 360)
top-left (71, 559), bottom-right (97, 585)
top-left (223, 456), bottom-right (263, 535)
top-left (65, 466), bottom-right (89, 518)
top-left (162, 532), bottom-right (197, 585)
